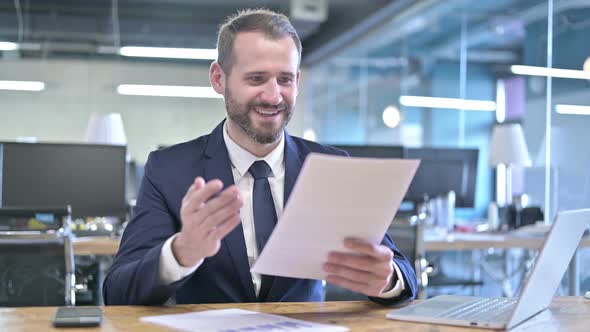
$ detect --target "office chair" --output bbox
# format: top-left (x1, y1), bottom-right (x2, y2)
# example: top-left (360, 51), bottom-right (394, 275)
top-left (0, 207), bottom-right (75, 307)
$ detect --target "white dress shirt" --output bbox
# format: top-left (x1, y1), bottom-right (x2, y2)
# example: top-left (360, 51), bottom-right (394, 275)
top-left (158, 123), bottom-right (405, 298)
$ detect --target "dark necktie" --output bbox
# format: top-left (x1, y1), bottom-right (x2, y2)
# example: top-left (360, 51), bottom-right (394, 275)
top-left (248, 160), bottom-right (277, 301)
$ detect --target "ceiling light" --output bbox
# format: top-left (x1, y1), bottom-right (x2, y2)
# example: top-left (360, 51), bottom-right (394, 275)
top-left (0, 80), bottom-right (45, 91)
top-left (0, 42), bottom-right (18, 51)
top-left (496, 80), bottom-right (506, 123)
top-left (399, 96), bottom-right (496, 111)
top-left (119, 46), bottom-right (217, 60)
top-left (555, 104), bottom-right (590, 115)
top-left (583, 56), bottom-right (590, 72)
top-left (511, 65), bottom-right (590, 80)
top-left (117, 84), bottom-right (223, 98)
top-left (382, 105), bottom-right (401, 128)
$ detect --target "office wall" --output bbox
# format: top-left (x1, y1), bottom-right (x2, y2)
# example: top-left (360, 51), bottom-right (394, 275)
top-left (429, 62), bottom-right (495, 219)
top-left (0, 59), bottom-right (305, 164)
top-left (520, 8), bottom-right (590, 219)
top-left (306, 57), bottom-right (494, 218)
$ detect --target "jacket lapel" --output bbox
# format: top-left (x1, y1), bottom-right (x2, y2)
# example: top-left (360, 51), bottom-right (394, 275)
top-left (283, 132), bottom-right (304, 206)
top-left (203, 121), bottom-right (257, 302)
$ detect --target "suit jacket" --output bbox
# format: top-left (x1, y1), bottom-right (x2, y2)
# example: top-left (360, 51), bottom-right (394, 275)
top-left (103, 120), bottom-right (418, 305)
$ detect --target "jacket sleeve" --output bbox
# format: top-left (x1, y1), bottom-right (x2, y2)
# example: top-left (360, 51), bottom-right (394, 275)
top-left (368, 233), bottom-right (418, 305)
top-left (102, 152), bottom-right (190, 305)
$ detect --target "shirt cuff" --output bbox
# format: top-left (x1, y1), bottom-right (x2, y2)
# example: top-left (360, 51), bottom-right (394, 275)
top-left (376, 260), bottom-right (406, 299)
top-left (158, 233), bottom-right (203, 285)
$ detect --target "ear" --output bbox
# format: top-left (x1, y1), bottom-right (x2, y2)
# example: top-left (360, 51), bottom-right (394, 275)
top-left (209, 62), bottom-right (225, 95)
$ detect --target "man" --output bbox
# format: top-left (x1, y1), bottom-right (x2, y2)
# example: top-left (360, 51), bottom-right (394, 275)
top-left (104, 9), bottom-right (417, 305)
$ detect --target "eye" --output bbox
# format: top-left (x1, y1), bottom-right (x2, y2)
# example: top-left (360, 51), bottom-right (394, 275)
top-left (247, 76), bottom-right (264, 84)
top-left (278, 77), bottom-right (293, 85)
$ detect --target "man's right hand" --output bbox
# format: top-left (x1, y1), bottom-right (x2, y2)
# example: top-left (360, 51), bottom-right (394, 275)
top-left (172, 177), bottom-right (243, 267)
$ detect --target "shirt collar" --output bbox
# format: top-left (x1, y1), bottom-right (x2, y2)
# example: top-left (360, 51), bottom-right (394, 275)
top-left (223, 121), bottom-right (285, 178)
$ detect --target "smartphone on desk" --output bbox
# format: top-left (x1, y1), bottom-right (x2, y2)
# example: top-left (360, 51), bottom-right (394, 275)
top-left (52, 307), bottom-right (102, 327)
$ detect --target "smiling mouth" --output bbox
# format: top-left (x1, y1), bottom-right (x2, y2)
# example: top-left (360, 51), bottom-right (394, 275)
top-left (254, 108), bottom-right (281, 117)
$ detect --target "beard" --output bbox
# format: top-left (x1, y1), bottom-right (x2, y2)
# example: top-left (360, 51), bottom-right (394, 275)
top-left (225, 86), bottom-right (293, 144)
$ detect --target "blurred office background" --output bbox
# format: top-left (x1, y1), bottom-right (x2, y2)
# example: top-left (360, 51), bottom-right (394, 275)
top-left (1, 0), bottom-right (589, 305)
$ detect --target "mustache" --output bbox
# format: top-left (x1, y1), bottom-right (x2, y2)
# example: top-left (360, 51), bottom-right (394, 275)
top-left (248, 101), bottom-right (288, 112)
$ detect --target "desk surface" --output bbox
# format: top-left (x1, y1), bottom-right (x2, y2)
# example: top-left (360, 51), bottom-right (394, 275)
top-left (1, 298), bottom-right (588, 332)
top-left (426, 232), bottom-right (590, 251)
top-left (73, 233), bottom-right (590, 256)
top-left (73, 236), bottom-right (119, 256)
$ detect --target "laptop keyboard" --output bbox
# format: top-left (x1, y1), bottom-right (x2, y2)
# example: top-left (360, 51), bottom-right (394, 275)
top-left (435, 298), bottom-right (517, 322)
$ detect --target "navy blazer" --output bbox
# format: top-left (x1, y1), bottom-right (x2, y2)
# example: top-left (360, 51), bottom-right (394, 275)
top-left (103, 120), bottom-right (418, 305)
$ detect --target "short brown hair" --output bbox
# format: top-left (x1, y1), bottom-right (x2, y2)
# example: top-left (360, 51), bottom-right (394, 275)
top-left (216, 8), bottom-right (302, 74)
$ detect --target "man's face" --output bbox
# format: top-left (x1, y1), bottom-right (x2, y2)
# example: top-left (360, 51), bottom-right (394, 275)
top-left (222, 32), bottom-right (300, 144)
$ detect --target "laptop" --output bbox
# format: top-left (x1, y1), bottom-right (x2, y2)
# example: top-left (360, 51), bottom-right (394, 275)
top-left (387, 208), bottom-right (590, 330)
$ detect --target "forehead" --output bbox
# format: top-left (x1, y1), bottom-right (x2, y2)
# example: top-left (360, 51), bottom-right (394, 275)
top-left (231, 32), bottom-right (299, 74)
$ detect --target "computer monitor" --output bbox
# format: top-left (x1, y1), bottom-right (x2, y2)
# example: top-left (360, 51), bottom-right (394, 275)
top-left (0, 142), bottom-right (127, 218)
top-left (404, 147), bottom-right (478, 208)
top-left (125, 160), bottom-right (145, 202)
top-left (329, 145), bottom-right (406, 159)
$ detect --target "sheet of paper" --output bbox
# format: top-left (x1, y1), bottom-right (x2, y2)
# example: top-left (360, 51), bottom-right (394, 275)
top-left (140, 308), bottom-right (348, 332)
top-left (251, 153), bottom-right (419, 280)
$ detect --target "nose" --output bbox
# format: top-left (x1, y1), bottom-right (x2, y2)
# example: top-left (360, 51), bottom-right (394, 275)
top-left (260, 78), bottom-right (283, 106)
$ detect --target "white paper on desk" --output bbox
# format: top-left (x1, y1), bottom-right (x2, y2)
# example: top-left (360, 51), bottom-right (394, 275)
top-left (140, 308), bottom-right (348, 332)
top-left (251, 153), bottom-right (419, 280)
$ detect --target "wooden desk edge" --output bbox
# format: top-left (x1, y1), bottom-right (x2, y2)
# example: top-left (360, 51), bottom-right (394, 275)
top-left (72, 235), bottom-right (590, 256)
top-left (1, 298), bottom-right (588, 332)
top-left (73, 236), bottom-right (120, 256)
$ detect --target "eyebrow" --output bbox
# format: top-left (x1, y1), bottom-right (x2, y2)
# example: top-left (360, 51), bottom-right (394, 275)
top-left (243, 71), bottom-right (295, 77)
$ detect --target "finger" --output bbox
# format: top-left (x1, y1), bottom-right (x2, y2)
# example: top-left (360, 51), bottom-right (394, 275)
top-left (182, 177), bottom-right (206, 204)
top-left (327, 252), bottom-right (376, 272)
top-left (344, 239), bottom-right (394, 262)
top-left (207, 213), bottom-right (241, 241)
top-left (199, 193), bottom-right (243, 230)
top-left (196, 186), bottom-right (242, 223)
top-left (323, 262), bottom-right (379, 284)
top-left (183, 179), bottom-right (224, 213)
top-left (327, 252), bottom-right (392, 278)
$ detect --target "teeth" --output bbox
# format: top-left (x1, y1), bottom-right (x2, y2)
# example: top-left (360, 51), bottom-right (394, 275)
top-left (256, 109), bottom-right (279, 116)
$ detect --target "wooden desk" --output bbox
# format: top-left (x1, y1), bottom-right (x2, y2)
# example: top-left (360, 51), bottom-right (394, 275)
top-left (73, 236), bottom-right (119, 256)
top-left (425, 232), bottom-right (590, 296)
top-left (1, 298), bottom-right (588, 331)
top-left (73, 233), bottom-right (590, 256)
top-left (425, 232), bottom-right (590, 251)
top-left (72, 233), bottom-right (589, 296)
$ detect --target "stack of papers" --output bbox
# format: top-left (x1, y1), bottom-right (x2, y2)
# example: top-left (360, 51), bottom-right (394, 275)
top-left (141, 308), bottom-right (348, 332)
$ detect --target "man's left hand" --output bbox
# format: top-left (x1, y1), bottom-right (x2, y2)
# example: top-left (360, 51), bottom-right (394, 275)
top-left (323, 238), bottom-right (395, 297)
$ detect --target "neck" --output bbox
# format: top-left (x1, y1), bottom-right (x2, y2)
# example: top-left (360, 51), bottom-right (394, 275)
top-left (226, 119), bottom-right (281, 158)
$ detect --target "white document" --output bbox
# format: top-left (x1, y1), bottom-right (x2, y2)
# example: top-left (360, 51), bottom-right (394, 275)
top-left (251, 153), bottom-right (419, 280)
top-left (140, 308), bottom-right (348, 332)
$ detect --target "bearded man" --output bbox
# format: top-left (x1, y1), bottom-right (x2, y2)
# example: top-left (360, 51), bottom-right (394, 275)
top-left (103, 9), bottom-right (417, 306)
